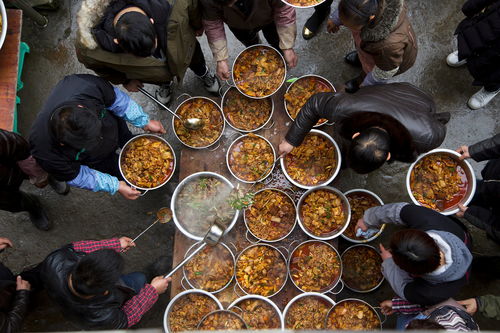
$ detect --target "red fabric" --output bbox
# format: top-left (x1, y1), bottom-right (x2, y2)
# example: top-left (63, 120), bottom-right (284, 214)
top-left (273, 3), bottom-right (296, 27)
top-left (122, 284), bottom-right (159, 327)
top-left (203, 18), bottom-right (226, 43)
top-left (72, 238), bottom-right (121, 253)
top-left (392, 297), bottom-right (424, 314)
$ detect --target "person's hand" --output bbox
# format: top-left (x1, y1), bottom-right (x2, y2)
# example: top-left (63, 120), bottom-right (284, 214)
top-left (327, 19), bottom-right (340, 33)
top-left (195, 28), bottom-right (204, 36)
top-left (380, 300), bottom-right (394, 315)
top-left (278, 140), bottom-right (295, 155)
top-left (16, 276), bottom-right (31, 291)
top-left (379, 244), bottom-right (392, 260)
top-left (216, 60), bottom-right (231, 81)
top-left (356, 218), bottom-right (368, 232)
top-left (0, 237), bottom-right (13, 250)
top-left (123, 80), bottom-right (144, 92)
top-left (118, 181), bottom-right (141, 200)
top-left (119, 237), bottom-right (136, 252)
top-left (143, 120), bottom-right (166, 134)
top-left (458, 298), bottom-right (478, 315)
top-left (456, 145), bottom-right (471, 160)
top-left (456, 203), bottom-right (469, 218)
top-left (283, 49), bottom-right (298, 68)
top-left (150, 276), bottom-right (171, 294)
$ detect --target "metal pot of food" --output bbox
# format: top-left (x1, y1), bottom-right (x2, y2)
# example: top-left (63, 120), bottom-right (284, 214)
top-left (171, 172), bottom-right (239, 241)
top-left (221, 87), bottom-right (274, 133)
top-left (279, 0), bottom-right (328, 9)
top-left (118, 134), bottom-right (176, 195)
top-left (0, 0), bottom-right (7, 50)
top-left (234, 243), bottom-right (288, 298)
top-left (297, 186), bottom-right (351, 240)
top-left (281, 129), bottom-right (342, 190)
top-left (226, 134), bottom-right (276, 184)
top-left (228, 295), bottom-right (284, 330)
top-left (197, 310), bottom-right (248, 330)
top-left (181, 241), bottom-right (235, 294)
top-left (325, 298), bottom-right (383, 330)
top-left (230, 44), bottom-right (287, 99)
top-left (288, 240), bottom-right (343, 295)
top-left (171, 96), bottom-right (225, 150)
top-left (283, 292), bottom-right (335, 330)
top-left (163, 289), bottom-right (223, 333)
top-left (406, 148), bottom-right (476, 215)
top-left (284, 75), bottom-right (335, 128)
top-left (341, 244), bottom-right (385, 293)
top-left (243, 188), bottom-right (297, 243)
top-left (342, 189), bottom-right (385, 243)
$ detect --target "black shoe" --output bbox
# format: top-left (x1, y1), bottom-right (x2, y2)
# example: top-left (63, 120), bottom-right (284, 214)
top-left (344, 51), bottom-right (362, 67)
top-left (302, 8), bottom-right (330, 40)
top-left (48, 176), bottom-right (70, 195)
top-left (147, 255), bottom-right (172, 280)
top-left (344, 76), bottom-right (362, 94)
top-left (22, 193), bottom-right (51, 231)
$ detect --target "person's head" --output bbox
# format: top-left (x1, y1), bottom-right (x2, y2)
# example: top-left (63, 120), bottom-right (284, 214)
top-left (406, 319), bottom-right (445, 330)
top-left (50, 105), bottom-right (103, 151)
top-left (71, 249), bottom-right (124, 296)
top-left (214, 0), bottom-right (235, 5)
top-left (114, 11), bottom-right (156, 57)
top-left (348, 127), bottom-right (391, 174)
top-left (390, 229), bottom-right (441, 275)
top-left (338, 0), bottom-right (384, 31)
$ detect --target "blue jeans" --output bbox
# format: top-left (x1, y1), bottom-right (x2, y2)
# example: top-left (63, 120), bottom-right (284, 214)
top-left (120, 272), bottom-right (147, 294)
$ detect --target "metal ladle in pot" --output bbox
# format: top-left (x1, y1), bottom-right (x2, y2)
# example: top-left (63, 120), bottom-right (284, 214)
top-left (138, 87), bottom-right (204, 130)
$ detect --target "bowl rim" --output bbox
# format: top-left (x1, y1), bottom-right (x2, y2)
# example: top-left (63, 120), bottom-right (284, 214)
top-left (279, 0), bottom-right (328, 9)
top-left (197, 309), bottom-right (249, 330)
top-left (118, 134), bottom-right (176, 191)
top-left (227, 294), bottom-right (285, 330)
top-left (0, 1), bottom-right (7, 51)
top-left (341, 189), bottom-right (386, 243)
top-left (282, 292), bottom-right (336, 329)
top-left (341, 244), bottom-right (385, 293)
top-left (280, 129), bottom-right (342, 190)
top-left (171, 171), bottom-right (239, 241)
top-left (324, 298), bottom-right (382, 330)
top-left (405, 148), bottom-right (476, 216)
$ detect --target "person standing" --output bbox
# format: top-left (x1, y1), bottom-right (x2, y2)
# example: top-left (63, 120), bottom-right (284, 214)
top-left (302, 0), bottom-right (334, 40)
top-left (446, 0), bottom-right (500, 109)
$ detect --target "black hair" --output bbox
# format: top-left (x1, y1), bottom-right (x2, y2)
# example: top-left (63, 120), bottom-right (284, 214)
top-left (71, 249), bottom-right (124, 296)
top-left (50, 105), bottom-right (102, 151)
top-left (348, 127), bottom-right (390, 174)
top-left (214, 0), bottom-right (234, 5)
top-left (406, 319), bottom-right (446, 330)
top-left (115, 12), bottom-right (156, 57)
top-left (339, 0), bottom-right (384, 27)
top-left (390, 229), bottom-right (441, 275)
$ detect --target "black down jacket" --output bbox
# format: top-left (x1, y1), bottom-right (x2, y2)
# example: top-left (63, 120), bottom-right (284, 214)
top-left (284, 83), bottom-right (446, 163)
top-left (0, 129), bottom-right (30, 189)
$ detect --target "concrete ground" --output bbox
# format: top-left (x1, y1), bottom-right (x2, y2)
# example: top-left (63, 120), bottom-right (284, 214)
top-left (0, 0), bottom-right (499, 330)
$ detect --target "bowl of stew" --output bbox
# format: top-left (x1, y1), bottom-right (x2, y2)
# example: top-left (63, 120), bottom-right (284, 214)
top-left (283, 292), bottom-right (335, 330)
top-left (198, 310), bottom-right (248, 330)
top-left (280, 0), bottom-right (328, 8)
top-left (325, 298), bottom-right (382, 330)
top-left (341, 244), bottom-right (384, 293)
top-left (228, 295), bottom-right (284, 329)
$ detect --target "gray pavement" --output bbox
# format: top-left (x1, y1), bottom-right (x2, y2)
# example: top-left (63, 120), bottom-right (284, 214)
top-left (0, 0), bottom-right (499, 330)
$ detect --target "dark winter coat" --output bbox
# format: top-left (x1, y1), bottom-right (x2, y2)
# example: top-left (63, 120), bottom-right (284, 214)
top-left (284, 83), bottom-right (446, 164)
top-left (0, 264), bottom-right (30, 333)
top-left (0, 130), bottom-right (30, 189)
top-left (39, 245), bottom-right (134, 329)
top-left (455, 0), bottom-right (500, 87)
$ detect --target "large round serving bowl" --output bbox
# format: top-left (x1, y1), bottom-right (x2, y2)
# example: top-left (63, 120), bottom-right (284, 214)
top-left (279, 0), bottom-right (327, 8)
top-left (406, 148), bottom-right (476, 215)
top-left (325, 298), bottom-right (382, 330)
top-left (228, 295), bottom-right (284, 330)
top-left (283, 292), bottom-right (335, 330)
top-left (341, 244), bottom-right (385, 293)
top-left (0, 0), bottom-right (7, 50)
top-left (171, 172), bottom-right (239, 241)
top-left (280, 129), bottom-right (342, 190)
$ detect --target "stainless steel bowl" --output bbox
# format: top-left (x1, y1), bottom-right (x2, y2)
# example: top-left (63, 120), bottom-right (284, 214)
top-left (163, 289), bottom-right (223, 333)
top-left (342, 189), bottom-right (385, 243)
top-left (341, 244), bottom-right (385, 293)
top-left (118, 134), bottom-right (176, 192)
top-left (171, 172), bottom-right (239, 241)
top-left (279, 0), bottom-right (328, 9)
top-left (283, 292), bottom-right (335, 329)
top-left (235, 243), bottom-right (288, 298)
top-left (221, 87), bottom-right (274, 133)
top-left (226, 134), bottom-right (276, 184)
top-left (0, 0), bottom-right (7, 50)
top-left (228, 294), bottom-right (285, 330)
top-left (197, 310), bottom-right (248, 330)
top-left (406, 148), bottom-right (476, 216)
top-left (324, 298), bottom-right (383, 330)
top-left (243, 188), bottom-right (297, 243)
top-left (284, 75), bottom-right (335, 128)
top-left (288, 240), bottom-right (343, 294)
top-left (280, 129), bottom-right (342, 190)
top-left (182, 241), bottom-right (235, 294)
top-left (171, 96), bottom-right (225, 149)
top-left (297, 186), bottom-right (351, 240)
top-left (231, 44), bottom-right (287, 99)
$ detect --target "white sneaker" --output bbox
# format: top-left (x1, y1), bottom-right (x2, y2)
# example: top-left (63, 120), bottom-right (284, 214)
top-left (467, 87), bottom-right (500, 110)
top-left (156, 82), bottom-right (173, 105)
top-left (446, 51), bottom-right (467, 67)
top-left (197, 67), bottom-right (220, 94)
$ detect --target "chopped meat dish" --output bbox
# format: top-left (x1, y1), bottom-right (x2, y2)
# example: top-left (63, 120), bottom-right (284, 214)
top-left (231, 298), bottom-right (281, 329)
top-left (228, 134), bottom-right (275, 182)
top-left (168, 293), bottom-right (219, 332)
top-left (284, 0), bottom-right (326, 7)
top-left (326, 300), bottom-right (381, 330)
top-left (344, 192), bottom-right (382, 241)
top-left (300, 189), bottom-right (346, 236)
top-left (223, 88), bottom-right (272, 131)
top-left (198, 311), bottom-right (247, 330)
top-left (342, 246), bottom-right (383, 292)
top-left (285, 296), bottom-right (332, 329)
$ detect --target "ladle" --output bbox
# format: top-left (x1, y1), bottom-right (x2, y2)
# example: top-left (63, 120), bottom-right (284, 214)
top-left (138, 87), bottom-right (204, 130)
top-left (130, 207), bottom-right (172, 244)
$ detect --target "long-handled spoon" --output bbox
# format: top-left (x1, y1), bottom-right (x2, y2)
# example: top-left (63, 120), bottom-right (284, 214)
top-left (130, 207), bottom-right (173, 245)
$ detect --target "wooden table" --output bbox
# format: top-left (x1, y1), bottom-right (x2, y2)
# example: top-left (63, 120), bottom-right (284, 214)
top-left (170, 85), bottom-right (339, 312)
top-left (0, 9), bottom-right (22, 131)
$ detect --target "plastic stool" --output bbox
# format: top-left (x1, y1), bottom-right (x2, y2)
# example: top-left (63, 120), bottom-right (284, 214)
top-left (13, 42), bottom-right (30, 133)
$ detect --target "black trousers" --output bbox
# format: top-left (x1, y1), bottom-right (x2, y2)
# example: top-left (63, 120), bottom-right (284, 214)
top-left (229, 22), bottom-right (281, 52)
top-left (188, 41), bottom-right (207, 77)
top-left (312, 0), bottom-right (334, 18)
top-left (485, 83), bottom-right (500, 92)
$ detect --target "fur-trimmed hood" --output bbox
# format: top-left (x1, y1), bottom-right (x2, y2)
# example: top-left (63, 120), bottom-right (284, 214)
top-left (77, 0), bottom-right (114, 50)
top-left (361, 0), bottom-right (404, 42)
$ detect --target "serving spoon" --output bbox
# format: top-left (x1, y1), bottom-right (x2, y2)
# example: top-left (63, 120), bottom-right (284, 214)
top-left (129, 207), bottom-right (173, 245)
top-left (138, 87), bottom-right (204, 130)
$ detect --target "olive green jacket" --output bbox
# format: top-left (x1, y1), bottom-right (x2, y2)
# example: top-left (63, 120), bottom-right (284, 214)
top-left (75, 0), bottom-right (202, 84)
top-left (478, 295), bottom-right (500, 321)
